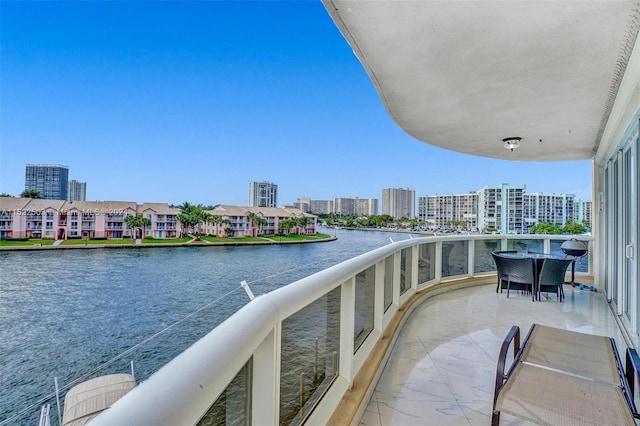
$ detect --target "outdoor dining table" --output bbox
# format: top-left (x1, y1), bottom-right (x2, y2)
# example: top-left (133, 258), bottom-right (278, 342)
top-left (498, 252), bottom-right (565, 300)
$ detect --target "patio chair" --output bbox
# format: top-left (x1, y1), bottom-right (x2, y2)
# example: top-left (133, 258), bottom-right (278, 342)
top-left (491, 252), bottom-right (535, 300)
top-left (537, 258), bottom-right (573, 302)
top-left (491, 251), bottom-right (516, 293)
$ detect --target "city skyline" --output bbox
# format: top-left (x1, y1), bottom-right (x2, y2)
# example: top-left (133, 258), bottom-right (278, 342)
top-left (1, 2), bottom-right (592, 206)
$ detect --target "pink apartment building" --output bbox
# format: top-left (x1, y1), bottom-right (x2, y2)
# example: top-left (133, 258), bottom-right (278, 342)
top-left (0, 198), bottom-right (317, 240)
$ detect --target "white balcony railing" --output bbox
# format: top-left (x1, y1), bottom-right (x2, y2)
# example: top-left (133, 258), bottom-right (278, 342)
top-left (92, 234), bottom-right (592, 426)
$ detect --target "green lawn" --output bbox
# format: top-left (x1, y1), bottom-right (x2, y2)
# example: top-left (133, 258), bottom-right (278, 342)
top-left (0, 239), bottom-right (56, 246)
top-left (0, 233), bottom-right (333, 247)
top-left (61, 238), bottom-right (136, 245)
top-left (263, 233), bottom-right (332, 242)
top-left (200, 236), bottom-right (269, 243)
top-left (141, 237), bottom-right (193, 244)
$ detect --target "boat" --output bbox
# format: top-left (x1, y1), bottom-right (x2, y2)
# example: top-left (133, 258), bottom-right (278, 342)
top-left (61, 373), bottom-right (136, 426)
top-left (39, 365), bottom-right (136, 426)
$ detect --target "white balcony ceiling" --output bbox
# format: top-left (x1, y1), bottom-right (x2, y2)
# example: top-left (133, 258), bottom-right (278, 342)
top-left (322, 1), bottom-right (640, 161)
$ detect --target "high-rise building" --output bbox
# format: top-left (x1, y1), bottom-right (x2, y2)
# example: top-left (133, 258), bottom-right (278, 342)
top-left (309, 200), bottom-right (334, 214)
top-left (523, 193), bottom-right (575, 232)
top-left (248, 181), bottom-right (278, 208)
top-left (25, 164), bottom-right (69, 200)
top-left (334, 197), bottom-right (377, 216)
top-left (382, 187), bottom-right (415, 218)
top-left (574, 199), bottom-right (592, 228)
top-left (68, 180), bottom-right (87, 201)
top-left (418, 193), bottom-right (478, 230)
top-left (477, 184), bottom-right (525, 234)
top-left (293, 197), bottom-right (311, 213)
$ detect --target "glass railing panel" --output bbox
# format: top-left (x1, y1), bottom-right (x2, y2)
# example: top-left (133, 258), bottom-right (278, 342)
top-left (400, 248), bottom-right (412, 294)
top-left (197, 358), bottom-right (252, 426)
top-left (354, 265), bottom-right (375, 351)
top-left (279, 286), bottom-right (341, 426)
top-left (474, 239), bottom-right (501, 273)
top-left (418, 243), bottom-right (435, 284)
top-left (442, 240), bottom-right (468, 277)
top-left (506, 239), bottom-right (543, 253)
top-left (383, 255), bottom-right (393, 312)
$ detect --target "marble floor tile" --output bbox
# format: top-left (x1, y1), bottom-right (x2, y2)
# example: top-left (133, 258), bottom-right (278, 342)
top-left (359, 283), bottom-right (627, 425)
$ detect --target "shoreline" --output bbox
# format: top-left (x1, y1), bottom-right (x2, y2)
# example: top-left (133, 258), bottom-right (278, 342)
top-left (0, 235), bottom-right (337, 251)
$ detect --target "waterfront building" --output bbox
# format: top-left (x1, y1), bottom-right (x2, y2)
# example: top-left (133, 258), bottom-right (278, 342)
top-left (138, 203), bottom-right (180, 239)
top-left (309, 199), bottom-right (334, 214)
top-left (293, 197), bottom-right (310, 213)
top-left (575, 199), bottom-right (593, 228)
top-left (382, 187), bottom-right (415, 218)
top-left (418, 193), bottom-right (478, 231)
top-left (334, 197), bottom-right (377, 216)
top-left (0, 198), bottom-right (176, 240)
top-left (477, 184), bottom-right (525, 234)
top-left (523, 192), bottom-right (576, 232)
top-left (354, 198), bottom-right (378, 216)
top-left (248, 181), bottom-right (278, 208)
top-left (68, 180), bottom-right (87, 202)
top-left (419, 189), bottom-right (584, 234)
top-left (24, 164), bottom-right (69, 200)
top-left (206, 205), bottom-right (316, 237)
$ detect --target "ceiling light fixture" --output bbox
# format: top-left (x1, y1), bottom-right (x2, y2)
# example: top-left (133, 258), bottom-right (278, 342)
top-left (502, 137), bottom-right (522, 151)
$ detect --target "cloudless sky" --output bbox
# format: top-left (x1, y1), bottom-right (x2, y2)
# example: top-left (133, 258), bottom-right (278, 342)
top-left (0, 1), bottom-right (592, 207)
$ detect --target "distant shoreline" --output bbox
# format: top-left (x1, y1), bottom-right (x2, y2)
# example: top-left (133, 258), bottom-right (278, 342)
top-left (0, 235), bottom-right (337, 251)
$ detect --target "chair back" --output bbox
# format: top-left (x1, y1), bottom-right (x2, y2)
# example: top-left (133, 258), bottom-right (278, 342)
top-left (491, 252), bottom-right (535, 284)
top-left (491, 251), bottom-right (510, 280)
top-left (503, 257), bottom-right (536, 284)
top-left (538, 258), bottom-right (573, 286)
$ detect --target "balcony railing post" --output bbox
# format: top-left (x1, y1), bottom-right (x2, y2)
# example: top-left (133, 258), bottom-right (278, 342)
top-left (339, 277), bottom-right (356, 383)
top-left (374, 260), bottom-right (385, 332)
top-left (411, 244), bottom-right (419, 291)
top-left (251, 328), bottom-right (279, 425)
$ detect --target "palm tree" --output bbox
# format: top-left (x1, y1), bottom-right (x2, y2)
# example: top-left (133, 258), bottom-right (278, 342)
top-left (247, 212), bottom-right (259, 237)
top-left (178, 202), bottom-right (195, 214)
top-left (296, 216), bottom-right (309, 235)
top-left (125, 214), bottom-right (152, 239)
top-left (278, 218), bottom-right (296, 236)
top-left (221, 219), bottom-right (232, 237)
top-left (200, 212), bottom-right (214, 235)
top-left (257, 216), bottom-right (268, 236)
top-left (210, 215), bottom-right (223, 237)
top-left (176, 213), bottom-right (192, 237)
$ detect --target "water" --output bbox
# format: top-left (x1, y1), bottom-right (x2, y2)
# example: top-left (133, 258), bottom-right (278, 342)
top-left (0, 229), bottom-right (415, 424)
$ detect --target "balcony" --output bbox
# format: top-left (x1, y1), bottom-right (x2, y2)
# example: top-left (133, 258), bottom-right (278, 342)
top-left (92, 234), bottom-right (608, 426)
top-left (358, 283), bottom-right (622, 425)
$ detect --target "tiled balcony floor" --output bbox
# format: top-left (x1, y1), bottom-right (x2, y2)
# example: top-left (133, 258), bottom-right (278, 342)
top-left (359, 283), bottom-right (627, 426)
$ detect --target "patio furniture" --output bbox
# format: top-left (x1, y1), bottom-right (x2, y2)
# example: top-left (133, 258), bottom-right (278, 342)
top-left (537, 258), bottom-right (573, 302)
top-left (492, 324), bottom-right (640, 426)
top-left (490, 251), bottom-right (517, 293)
top-left (491, 252), bottom-right (535, 300)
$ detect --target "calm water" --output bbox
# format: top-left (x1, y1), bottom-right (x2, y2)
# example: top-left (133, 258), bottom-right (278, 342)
top-left (0, 229), bottom-right (416, 425)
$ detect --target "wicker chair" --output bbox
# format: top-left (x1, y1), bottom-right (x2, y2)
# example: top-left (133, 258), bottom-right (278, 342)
top-left (538, 258), bottom-right (573, 302)
top-left (491, 252), bottom-right (535, 300)
top-left (491, 251), bottom-right (517, 293)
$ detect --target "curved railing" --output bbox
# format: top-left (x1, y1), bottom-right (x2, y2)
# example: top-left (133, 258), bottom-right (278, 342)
top-left (91, 234), bottom-right (592, 425)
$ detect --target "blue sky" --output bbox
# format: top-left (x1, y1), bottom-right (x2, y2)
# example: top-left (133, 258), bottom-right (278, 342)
top-left (0, 1), bottom-right (592, 207)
